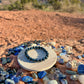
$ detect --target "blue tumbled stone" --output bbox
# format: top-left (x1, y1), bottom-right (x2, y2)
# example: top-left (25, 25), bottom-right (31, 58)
top-left (82, 54), bottom-right (84, 58)
top-left (78, 64), bottom-right (84, 74)
top-left (5, 79), bottom-right (15, 84)
top-left (52, 46), bottom-right (56, 49)
top-left (22, 76), bottom-right (33, 83)
top-left (62, 49), bottom-right (66, 53)
top-left (14, 52), bottom-right (19, 56)
top-left (77, 55), bottom-right (82, 59)
top-left (59, 74), bottom-right (66, 81)
top-left (13, 76), bottom-right (21, 83)
top-left (61, 46), bottom-right (64, 49)
top-left (59, 59), bottom-right (64, 64)
top-left (37, 71), bottom-right (47, 79)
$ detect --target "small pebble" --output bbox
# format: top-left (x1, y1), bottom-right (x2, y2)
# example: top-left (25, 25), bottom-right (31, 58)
top-left (22, 76), bottom-right (33, 83)
top-left (61, 79), bottom-right (68, 84)
top-left (38, 71), bottom-right (47, 79)
top-left (48, 80), bottom-right (58, 84)
top-left (5, 79), bottom-right (15, 84)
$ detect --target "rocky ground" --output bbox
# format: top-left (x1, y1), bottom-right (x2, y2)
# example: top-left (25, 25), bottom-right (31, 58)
top-left (0, 10), bottom-right (84, 84)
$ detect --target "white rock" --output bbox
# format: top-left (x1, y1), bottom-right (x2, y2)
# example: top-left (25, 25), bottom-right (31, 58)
top-left (78, 75), bottom-right (84, 84)
top-left (31, 43), bottom-right (37, 46)
top-left (49, 42), bottom-right (56, 46)
top-left (48, 80), bottom-right (58, 84)
top-left (61, 55), bottom-right (70, 62)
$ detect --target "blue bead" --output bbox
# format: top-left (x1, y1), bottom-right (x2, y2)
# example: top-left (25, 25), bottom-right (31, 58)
top-left (37, 71), bottom-right (47, 79)
top-left (77, 55), bottom-right (82, 59)
top-left (78, 64), bottom-right (84, 74)
top-left (22, 76), bottom-right (33, 83)
top-left (62, 49), bottom-right (66, 53)
top-left (61, 46), bottom-right (64, 49)
top-left (82, 54), bottom-right (84, 58)
top-left (59, 59), bottom-right (64, 64)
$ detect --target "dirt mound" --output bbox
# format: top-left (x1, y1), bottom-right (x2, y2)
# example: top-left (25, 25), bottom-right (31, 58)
top-left (0, 10), bottom-right (84, 84)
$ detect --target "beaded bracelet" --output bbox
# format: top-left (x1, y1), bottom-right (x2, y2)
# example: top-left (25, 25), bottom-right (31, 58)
top-left (25, 46), bottom-right (49, 62)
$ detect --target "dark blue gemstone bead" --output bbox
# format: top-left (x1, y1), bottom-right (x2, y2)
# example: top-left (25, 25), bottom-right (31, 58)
top-left (78, 64), bottom-right (84, 74)
top-left (37, 71), bottom-right (47, 79)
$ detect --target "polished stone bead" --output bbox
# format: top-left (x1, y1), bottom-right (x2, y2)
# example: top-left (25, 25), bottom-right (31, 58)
top-left (38, 71), bottom-right (47, 79)
top-left (22, 76), bottom-right (33, 83)
top-left (5, 79), bottom-right (15, 84)
top-left (78, 64), bottom-right (84, 74)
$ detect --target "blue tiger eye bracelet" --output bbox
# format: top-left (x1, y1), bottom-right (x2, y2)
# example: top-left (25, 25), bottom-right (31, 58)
top-left (25, 46), bottom-right (49, 62)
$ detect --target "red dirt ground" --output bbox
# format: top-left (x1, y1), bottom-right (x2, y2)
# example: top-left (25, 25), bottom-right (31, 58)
top-left (0, 10), bottom-right (84, 84)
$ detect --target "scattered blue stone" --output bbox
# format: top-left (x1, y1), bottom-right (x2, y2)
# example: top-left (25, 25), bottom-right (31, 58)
top-left (59, 59), bottom-right (64, 64)
top-left (77, 55), bottom-right (82, 59)
top-left (82, 54), bottom-right (84, 58)
top-left (6, 57), bottom-right (11, 63)
top-left (13, 76), bottom-right (21, 83)
top-left (78, 64), bottom-right (84, 74)
top-left (37, 71), bottom-right (47, 79)
top-left (22, 76), bottom-right (33, 83)
top-left (61, 46), bottom-right (64, 49)
top-left (62, 49), bottom-right (66, 53)
top-left (5, 74), bottom-right (9, 78)
top-left (58, 74), bottom-right (66, 81)
top-left (5, 79), bottom-right (15, 84)
top-left (14, 52), bottom-right (19, 56)
top-left (52, 46), bottom-right (56, 49)
top-left (66, 70), bottom-right (77, 75)
top-left (1, 57), bottom-right (7, 65)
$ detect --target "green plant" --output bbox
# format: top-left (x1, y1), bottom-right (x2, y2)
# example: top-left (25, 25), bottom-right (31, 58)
top-left (8, 1), bottom-right (23, 10)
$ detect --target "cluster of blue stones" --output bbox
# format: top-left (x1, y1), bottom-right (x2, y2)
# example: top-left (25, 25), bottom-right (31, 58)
top-left (25, 46), bottom-right (49, 62)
